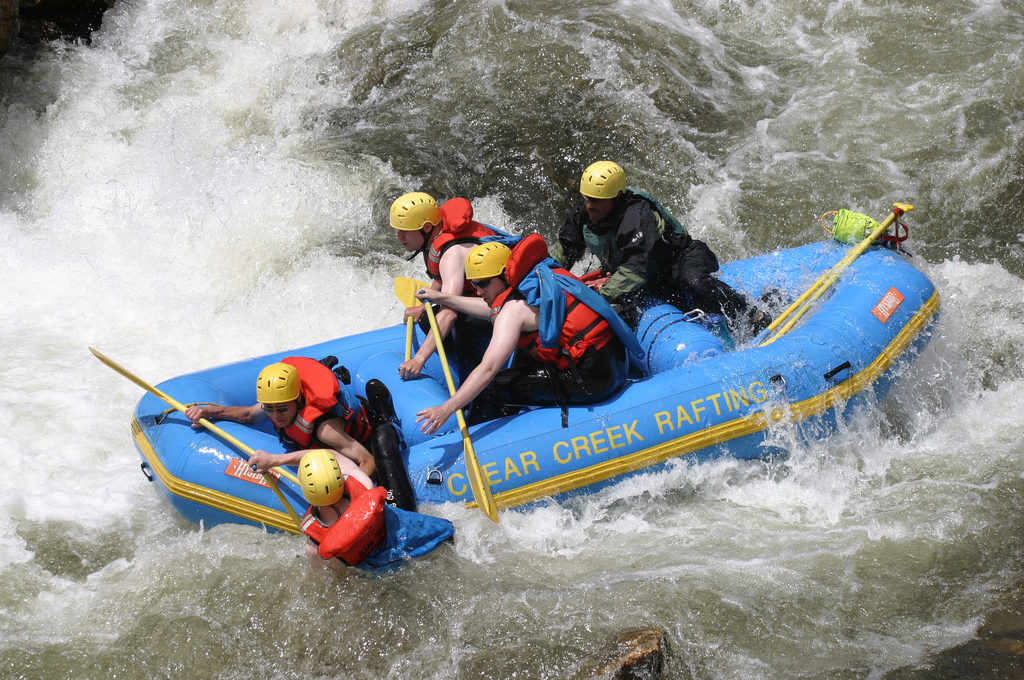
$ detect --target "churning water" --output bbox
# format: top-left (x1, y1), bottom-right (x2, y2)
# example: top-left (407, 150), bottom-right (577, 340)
top-left (1, 0), bottom-right (1022, 678)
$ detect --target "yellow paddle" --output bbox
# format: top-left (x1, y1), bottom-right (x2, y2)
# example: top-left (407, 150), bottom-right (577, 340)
top-left (760, 203), bottom-right (914, 347)
top-left (393, 279), bottom-right (416, 361)
top-left (89, 347), bottom-right (304, 529)
top-left (393, 277), bottom-right (499, 522)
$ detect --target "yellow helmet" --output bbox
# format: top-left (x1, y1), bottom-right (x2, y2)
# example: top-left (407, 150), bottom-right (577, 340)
top-left (465, 242), bottom-right (511, 280)
top-left (256, 362), bottom-right (300, 404)
top-left (298, 449), bottom-right (345, 506)
top-left (579, 161), bottom-right (625, 199)
top-left (390, 192), bottom-right (441, 231)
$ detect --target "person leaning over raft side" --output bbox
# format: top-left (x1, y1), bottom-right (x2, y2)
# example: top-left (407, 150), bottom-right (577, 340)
top-left (389, 191), bottom-right (502, 380)
top-left (552, 160), bottom-right (769, 334)
top-left (414, 234), bottom-right (644, 433)
top-left (294, 449), bottom-right (385, 571)
top-left (296, 449), bottom-right (455, 571)
top-left (184, 357), bottom-right (376, 477)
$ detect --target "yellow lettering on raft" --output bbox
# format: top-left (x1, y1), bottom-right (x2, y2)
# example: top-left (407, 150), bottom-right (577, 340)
top-left (677, 405), bottom-right (694, 426)
top-left (572, 436), bottom-right (591, 459)
top-left (551, 421), bottom-right (644, 463)
top-left (501, 451), bottom-right (541, 481)
top-left (654, 381), bottom-right (772, 433)
top-left (607, 425), bottom-right (625, 449)
top-left (448, 472), bottom-right (467, 497)
top-left (503, 457), bottom-right (522, 481)
top-left (519, 450), bottom-right (540, 475)
top-left (690, 397), bottom-right (707, 422)
top-left (749, 381), bottom-right (768, 403)
top-left (623, 419), bottom-right (643, 444)
top-left (730, 387), bottom-right (750, 408)
top-left (706, 392), bottom-right (724, 416)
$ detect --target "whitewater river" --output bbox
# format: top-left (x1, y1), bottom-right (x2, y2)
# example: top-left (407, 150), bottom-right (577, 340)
top-left (2, 1), bottom-right (1022, 678)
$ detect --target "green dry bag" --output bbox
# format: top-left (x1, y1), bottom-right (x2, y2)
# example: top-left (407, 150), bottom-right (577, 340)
top-left (830, 209), bottom-right (879, 244)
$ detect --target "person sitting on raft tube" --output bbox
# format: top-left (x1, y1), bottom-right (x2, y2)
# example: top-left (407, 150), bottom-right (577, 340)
top-left (552, 160), bottom-right (769, 334)
top-left (184, 356), bottom-right (376, 477)
top-left (389, 191), bottom-right (502, 380)
top-left (295, 449), bottom-right (386, 570)
top-left (414, 234), bottom-right (644, 432)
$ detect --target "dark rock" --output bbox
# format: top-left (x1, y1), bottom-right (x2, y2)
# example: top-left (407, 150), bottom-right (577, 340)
top-left (883, 580), bottom-right (1024, 680)
top-left (883, 633), bottom-right (1024, 679)
top-left (583, 627), bottom-right (669, 680)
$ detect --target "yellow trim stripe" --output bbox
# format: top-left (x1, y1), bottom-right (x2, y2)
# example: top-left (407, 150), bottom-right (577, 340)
top-left (474, 289), bottom-right (940, 510)
top-left (131, 419), bottom-right (303, 534)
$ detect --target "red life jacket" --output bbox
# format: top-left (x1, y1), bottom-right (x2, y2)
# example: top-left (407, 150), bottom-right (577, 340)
top-left (278, 356), bottom-right (373, 447)
top-left (300, 476), bottom-right (388, 565)
top-left (425, 198), bottom-right (499, 292)
top-left (489, 234), bottom-right (615, 370)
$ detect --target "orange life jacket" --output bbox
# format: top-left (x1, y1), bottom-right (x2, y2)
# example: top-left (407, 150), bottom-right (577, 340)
top-left (300, 476), bottom-right (388, 566)
top-left (489, 234), bottom-right (615, 370)
top-left (425, 197), bottom-right (499, 292)
top-left (277, 356), bottom-right (373, 447)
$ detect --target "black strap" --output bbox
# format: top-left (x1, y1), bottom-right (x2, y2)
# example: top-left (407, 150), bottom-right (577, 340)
top-left (543, 365), bottom-right (570, 428)
top-left (823, 361), bottom-right (852, 381)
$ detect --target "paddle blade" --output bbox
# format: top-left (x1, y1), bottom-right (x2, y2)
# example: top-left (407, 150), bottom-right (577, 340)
top-left (461, 432), bottom-right (499, 522)
top-left (453, 411), bottom-right (498, 522)
top-left (394, 276), bottom-right (432, 308)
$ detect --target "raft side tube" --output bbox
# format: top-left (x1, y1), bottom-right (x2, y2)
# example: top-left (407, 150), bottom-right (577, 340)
top-left (635, 303), bottom-right (726, 374)
top-left (354, 351), bottom-right (458, 449)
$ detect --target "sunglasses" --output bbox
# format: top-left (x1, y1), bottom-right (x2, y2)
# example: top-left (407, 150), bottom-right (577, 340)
top-left (470, 277), bottom-right (496, 290)
top-left (261, 403), bottom-right (292, 414)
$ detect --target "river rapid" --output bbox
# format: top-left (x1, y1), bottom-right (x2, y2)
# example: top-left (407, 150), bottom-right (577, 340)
top-left (1, 1), bottom-right (1023, 678)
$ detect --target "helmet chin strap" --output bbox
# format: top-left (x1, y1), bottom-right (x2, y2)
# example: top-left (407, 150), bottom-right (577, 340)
top-left (404, 224), bottom-right (435, 261)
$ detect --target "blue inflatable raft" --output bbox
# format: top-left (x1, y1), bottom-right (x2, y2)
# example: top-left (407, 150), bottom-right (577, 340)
top-left (128, 235), bottom-right (939, 531)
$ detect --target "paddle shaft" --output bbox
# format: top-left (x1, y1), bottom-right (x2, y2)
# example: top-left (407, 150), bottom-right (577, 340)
top-left (405, 317), bottom-right (414, 361)
top-left (89, 347), bottom-right (304, 528)
top-left (760, 204), bottom-right (912, 346)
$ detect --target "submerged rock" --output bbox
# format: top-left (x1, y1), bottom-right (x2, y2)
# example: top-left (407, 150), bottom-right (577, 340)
top-left (582, 627), bottom-right (669, 680)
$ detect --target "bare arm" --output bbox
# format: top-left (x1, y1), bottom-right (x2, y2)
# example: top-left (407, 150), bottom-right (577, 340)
top-left (332, 453), bottom-right (374, 490)
top-left (415, 300), bottom-right (535, 434)
top-left (312, 417), bottom-right (376, 477)
top-left (185, 403), bottom-right (263, 429)
top-left (248, 417), bottom-right (376, 478)
top-left (248, 447), bottom-right (306, 472)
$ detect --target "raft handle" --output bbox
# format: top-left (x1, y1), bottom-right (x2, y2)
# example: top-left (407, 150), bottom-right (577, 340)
top-left (823, 361), bottom-right (852, 382)
top-left (140, 462), bottom-right (154, 482)
top-left (426, 469), bottom-right (443, 485)
top-left (681, 308), bottom-right (706, 323)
